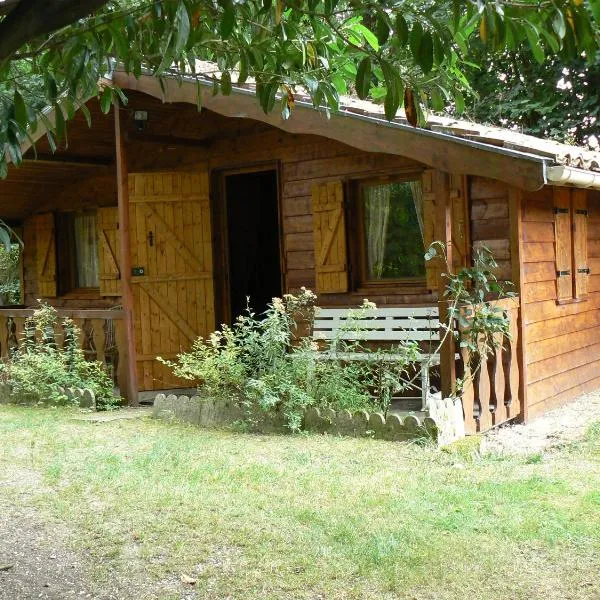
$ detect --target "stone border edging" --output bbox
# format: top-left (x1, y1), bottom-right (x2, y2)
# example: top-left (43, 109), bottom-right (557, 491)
top-left (152, 393), bottom-right (447, 443)
top-left (0, 383), bottom-right (96, 409)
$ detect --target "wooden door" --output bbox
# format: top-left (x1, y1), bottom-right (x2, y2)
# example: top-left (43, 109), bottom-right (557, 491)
top-left (128, 171), bottom-right (215, 391)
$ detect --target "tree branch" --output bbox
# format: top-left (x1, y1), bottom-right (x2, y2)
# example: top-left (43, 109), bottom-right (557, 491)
top-left (0, 0), bottom-right (110, 61)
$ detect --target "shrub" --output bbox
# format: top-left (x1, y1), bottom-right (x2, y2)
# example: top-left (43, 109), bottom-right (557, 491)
top-left (160, 289), bottom-right (419, 431)
top-left (0, 303), bottom-right (118, 408)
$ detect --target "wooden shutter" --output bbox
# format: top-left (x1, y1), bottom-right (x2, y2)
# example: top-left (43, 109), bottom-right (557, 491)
top-left (554, 187), bottom-right (573, 302)
top-left (312, 180), bottom-right (348, 294)
top-left (33, 212), bottom-right (57, 298)
top-left (422, 169), bottom-right (442, 290)
top-left (97, 207), bottom-right (121, 297)
top-left (572, 189), bottom-right (588, 299)
top-left (449, 174), bottom-right (470, 270)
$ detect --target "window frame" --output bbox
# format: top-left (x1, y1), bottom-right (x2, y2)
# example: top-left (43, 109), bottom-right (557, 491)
top-left (56, 209), bottom-right (101, 296)
top-left (350, 174), bottom-right (428, 291)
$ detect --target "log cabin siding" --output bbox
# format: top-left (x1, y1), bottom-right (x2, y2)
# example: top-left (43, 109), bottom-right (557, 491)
top-left (125, 105), bottom-right (435, 307)
top-left (521, 187), bottom-right (600, 418)
top-left (469, 176), bottom-right (512, 281)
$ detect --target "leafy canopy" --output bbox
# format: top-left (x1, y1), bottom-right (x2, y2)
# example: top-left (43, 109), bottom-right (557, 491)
top-left (0, 0), bottom-right (599, 177)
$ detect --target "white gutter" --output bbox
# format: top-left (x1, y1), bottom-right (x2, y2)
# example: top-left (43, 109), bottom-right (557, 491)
top-left (546, 165), bottom-right (600, 190)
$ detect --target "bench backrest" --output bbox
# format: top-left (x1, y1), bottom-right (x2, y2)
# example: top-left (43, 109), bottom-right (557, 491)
top-left (313, 306), bottom-right (440, 342)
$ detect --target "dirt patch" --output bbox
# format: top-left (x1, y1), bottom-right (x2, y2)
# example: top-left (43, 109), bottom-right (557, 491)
top-left (482, 390), bottom-right (600, 455)
top-left (0, 506), bottom-right (103, 600)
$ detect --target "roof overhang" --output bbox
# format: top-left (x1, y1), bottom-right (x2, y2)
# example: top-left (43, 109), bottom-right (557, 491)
top-left (115, 71), bottom-right (554, 192)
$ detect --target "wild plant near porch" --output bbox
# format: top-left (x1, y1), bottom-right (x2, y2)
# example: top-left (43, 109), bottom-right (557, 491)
top-left (0, 303), bottom-right (117, 407)
top-left (160, 289), bottom-right (420, 431)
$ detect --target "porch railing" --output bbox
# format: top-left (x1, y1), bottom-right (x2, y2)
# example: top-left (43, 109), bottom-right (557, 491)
top-left (455, 297), bottom-right (522, 434)
top-left (0, 308), bottom-right (128, 395)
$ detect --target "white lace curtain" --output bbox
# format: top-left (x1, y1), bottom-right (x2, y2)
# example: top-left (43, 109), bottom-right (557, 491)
top-left (73, 212), bottom-right (100, 288)
top-left (364, 181), bottom-right (424, 279)
top-left (364, 185), bottom-right (391, 278)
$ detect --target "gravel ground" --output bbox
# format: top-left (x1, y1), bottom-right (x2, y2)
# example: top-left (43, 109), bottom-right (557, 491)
top-left (482, 390), bottom-right (600, 455)
top-left (0, 505), bottom-right (102, 600)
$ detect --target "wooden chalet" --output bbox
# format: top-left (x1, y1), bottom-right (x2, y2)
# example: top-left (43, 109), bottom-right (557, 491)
top-left (1, 69), bottom-right (600, 433)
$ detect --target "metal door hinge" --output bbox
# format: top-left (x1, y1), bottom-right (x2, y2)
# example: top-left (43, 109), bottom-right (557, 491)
top-left (554, 207), bottom-right (569, 214)
top-left (556, 270), bottom-right (571, 277)
top-left (575, 209), bottom-right (589, 216)
top-left (577, 268), bottom-right (591, 275)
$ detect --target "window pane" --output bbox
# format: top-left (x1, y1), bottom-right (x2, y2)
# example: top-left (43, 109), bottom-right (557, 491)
top-left (73, 211), bottom-right (100, 288)
top-left (362, 181), bottom-right (425, 280)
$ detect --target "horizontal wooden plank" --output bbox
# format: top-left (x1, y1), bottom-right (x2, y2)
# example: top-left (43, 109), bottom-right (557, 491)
top-left (0, 308), bottom-right (125, 319)
top-left (286, 250), bottom-right (314, 270)
top-left (528, 341), bottom-right (600, 384)
top-left (473, 239), bottom-right (510, 260)
top-left (527, 359), bottom-right (600, 406)
top-left (314, 330), bottom-right (440, 341)
top-left (522, 261), bottom-right (556, 284)
top-left (522, 241), bottom-right (554, 263)
top-left (315, 307), bottom-right (439, 317)
top-left (471, 198), bottom-right (508, 220)
top-left (285, 232), bottom-right (313, 252)
top-left (471, 218), bottom-right (509, 242)
top-left (523, 280), bottom-right (556, 304)
top-left (526, 308), bottom-right (600, 343)
top-left (527, 324), bottom-right (600, 363)
top-left (282, 196), bottom-right (311, 217)
top-left (588, 240), bottom-right (600, 259)
top-left (287, 269), bottom-right (315, 289)
top-left (284, 215), bottom-right (313, 234)
top-left (523, 292), bottom-right (600, 325)
top-left (527, 374), bottom-right (600, 419)
top-left (129, 194), bottom-right (208, 203)
top-left (469, 177), bottom-right (509, 201)
top-left (522, 221), bottom-right (554, 243)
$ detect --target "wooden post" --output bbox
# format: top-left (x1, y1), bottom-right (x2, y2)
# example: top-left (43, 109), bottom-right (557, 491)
top-left (436, 170), bottom-right (456, 399)
top-left (114, 103), bottom-right (139, 405)
top-left (509, 188), bottom-right (529, 423)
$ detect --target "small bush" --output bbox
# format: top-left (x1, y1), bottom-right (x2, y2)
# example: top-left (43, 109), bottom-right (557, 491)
top-left (160, 289), bottom-right (419, 431)
top-left (0, 303), bottom-right (118, 407)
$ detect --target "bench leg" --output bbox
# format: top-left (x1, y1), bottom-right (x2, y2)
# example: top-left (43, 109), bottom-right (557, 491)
top-left (421, 362), bottom-right (430, 411)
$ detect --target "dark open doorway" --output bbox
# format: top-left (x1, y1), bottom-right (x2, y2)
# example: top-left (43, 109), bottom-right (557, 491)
top-left (224, 168), bottom-right (282, 322)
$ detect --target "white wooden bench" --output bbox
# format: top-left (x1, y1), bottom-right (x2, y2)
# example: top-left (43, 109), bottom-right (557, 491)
top-left (312, 306), bottom-right (440, 410)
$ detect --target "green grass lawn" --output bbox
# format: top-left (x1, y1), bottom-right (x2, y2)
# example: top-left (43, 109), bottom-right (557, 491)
top-left (1, 406), bottom-right (599, 600)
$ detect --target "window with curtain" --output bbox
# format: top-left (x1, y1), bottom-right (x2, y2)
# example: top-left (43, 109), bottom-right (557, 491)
top-left (358, 179), bottom-right (425, 283)
top-left (56, 210), bottom-right (100, 293)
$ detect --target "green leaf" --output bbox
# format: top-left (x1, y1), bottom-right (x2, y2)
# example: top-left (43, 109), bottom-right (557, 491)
top-left (376, 14), bottom-right (390, 45)
top-left (395, 14), bottom-right (409, 46)
top-left (173, 1), bottom-right (191, 55)
top-left (525, 24), bottom-right (545, 64)
top-left (353, 23), bottom-right (379, 51)
top-left (419, 31), bottom-right (434, 74)
top-left (79, 103), bottom-right (92, 128)
top-left (100, 87), bottom-right (113, 114)
top-left (355, 57), bottom-right (372, 100)
top-left (221, 71), bottom-right (232, 95)
top-left (454, 91), bottom-right (465, 114)
top-left (552, 9), bottom-right (567, 40)
top-left (54, 103), bottom-right (66, 146)
top-left (433, 35), bottom-right (445, 65)
top-left (381, 60), bottom-right (403, 120)
top-left (430, 88), bottom-right (444, 112)
top-left (238, 52), bottom-right (249, 85)
top-left (13, 91), bottom-right (28, 130)
top-left (409, 22), bottom-right (423, 63)
top-left (220, 1), bottom-right (235, 39)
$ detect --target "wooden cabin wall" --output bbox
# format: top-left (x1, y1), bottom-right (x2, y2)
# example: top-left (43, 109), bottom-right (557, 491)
top-left (22, 173), bottom-right (118, 309)
top-left (520, 187), bottom-right (600, 418)
top-left (126, 112), bottom-right (436, 308)
top-left (469, 176), bottom-right (512, 281)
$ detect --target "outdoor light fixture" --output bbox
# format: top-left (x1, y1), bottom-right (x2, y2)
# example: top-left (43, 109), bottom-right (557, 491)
top-left (133, 110), bottom-right (148, 132)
